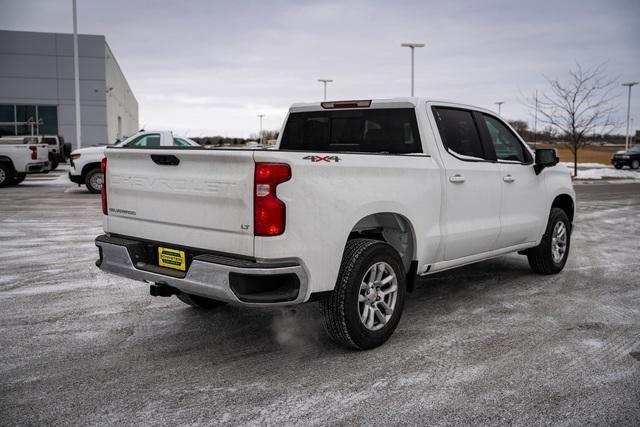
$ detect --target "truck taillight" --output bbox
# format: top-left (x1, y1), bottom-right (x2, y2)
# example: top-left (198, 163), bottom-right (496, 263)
top-left (254, 163), bottom-right (291, 236)
top-left (29, 146), bottom-right (37, 160)
top-left (101, 158), bottom-right (108, 215)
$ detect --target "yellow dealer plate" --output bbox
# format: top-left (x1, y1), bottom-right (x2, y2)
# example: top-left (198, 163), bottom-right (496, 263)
top-left (158, 247), bottom-right (186, 271)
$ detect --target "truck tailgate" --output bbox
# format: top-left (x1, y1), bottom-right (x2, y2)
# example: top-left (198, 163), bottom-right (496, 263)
top-left (36, 144), bottom-right (48, 162)
top-left (104, 148), bottom-right (255, 257)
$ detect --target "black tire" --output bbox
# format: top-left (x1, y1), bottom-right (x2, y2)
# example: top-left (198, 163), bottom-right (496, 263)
top-left (631, 159), bottom-right (640, 170)
top-left (321, 238), bottom-right (406, 350)
top-left (176, 292), bottom-right (225, 309)
top-left (0, 163), bottom-right (15, 188)
top-left (13, 172), bottom-right (26, 185)
top-left (49, 154), bottom-right (59, 171)
top-left (614, 164), bottom-right (623, 169)
top-left (527, 208), bottom-right (571, 274)
top-left (84, 167), bottom-right (103, 193)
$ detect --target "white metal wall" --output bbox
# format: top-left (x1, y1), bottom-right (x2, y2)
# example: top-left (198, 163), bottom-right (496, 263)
top-left (105, 43), bottom-right (138, 144)
top-left (0, 30), bottom-right (138, 146)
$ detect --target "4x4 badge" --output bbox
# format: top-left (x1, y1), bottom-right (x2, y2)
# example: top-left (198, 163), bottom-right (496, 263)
top-left (303, 155), bottom-right (341, 163)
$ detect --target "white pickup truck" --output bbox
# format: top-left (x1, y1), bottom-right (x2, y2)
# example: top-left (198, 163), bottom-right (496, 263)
top-left (95, 98), bottom-right (575, 349)
top-left (0, 135), bottom-right (68, 170)
top-left (69, 131), bottom-right (199, 193)
top-left (0, 141), bottom-right (49, 186)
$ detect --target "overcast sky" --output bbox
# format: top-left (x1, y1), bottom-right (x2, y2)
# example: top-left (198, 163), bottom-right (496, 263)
top-left (1, 0), bottom-right (639, 138)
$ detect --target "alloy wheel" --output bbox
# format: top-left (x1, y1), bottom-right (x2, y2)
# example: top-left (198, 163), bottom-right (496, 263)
top-left (358, 261), bottom-right (398, 331)
top-left (551, 221), bottom-right (567, 263)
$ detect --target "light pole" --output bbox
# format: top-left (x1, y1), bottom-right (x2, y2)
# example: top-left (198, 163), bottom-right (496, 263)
top-left (401, 43), bottom-right (425, 97)
top-left (495, 101), bottom-right (505, 115)
top-left (533, 90), bottom-right (538, 146)
top-left (257, 114), bottom-right (265, 144)
top-left (317, 79), bottom-right (333, 101)
top-left (72, 0), bottom-right (82, 149)
top-left (622, 82), bottom-right (638, 151)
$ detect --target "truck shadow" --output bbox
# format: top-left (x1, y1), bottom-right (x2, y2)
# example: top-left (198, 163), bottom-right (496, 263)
top-left (143, 254), bottom-right (535, 362)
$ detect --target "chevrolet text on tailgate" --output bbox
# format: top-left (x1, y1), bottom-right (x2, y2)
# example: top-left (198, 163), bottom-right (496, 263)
top-left (95, 98), bottom-right (575, 350)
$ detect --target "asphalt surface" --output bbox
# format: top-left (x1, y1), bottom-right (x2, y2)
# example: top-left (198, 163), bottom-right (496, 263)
top-left (1, 167), bottom-right (639, 426)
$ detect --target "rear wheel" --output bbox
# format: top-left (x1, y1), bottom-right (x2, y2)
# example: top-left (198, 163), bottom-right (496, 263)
top-left (13, 172), bottom-right (26, 185)
top-left (527, 208), bottom-right (571, 274)
top-left (321, 238), bottom-right (406, 350)
top-left (631, 159), bottom-right (640, 170)
top-left (84, 167), bottom-right (103, 193)
top-left (176, 293), bottom-right (225, 309)
top-left (0, 163), bottom-right (15, 188)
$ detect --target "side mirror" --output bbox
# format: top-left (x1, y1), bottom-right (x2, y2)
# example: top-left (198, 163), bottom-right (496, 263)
top-left (534, 148), bottom-right (559, 175)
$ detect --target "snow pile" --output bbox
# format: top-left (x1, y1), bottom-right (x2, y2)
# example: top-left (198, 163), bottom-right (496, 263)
top-left (573, 167), bottom-right (640, 180)
top-left (561, 162), bottom-right (609, 169)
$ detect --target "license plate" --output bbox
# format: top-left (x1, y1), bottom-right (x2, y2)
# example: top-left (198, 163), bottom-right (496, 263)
top-left (158, 247), bottom-right (186, 271)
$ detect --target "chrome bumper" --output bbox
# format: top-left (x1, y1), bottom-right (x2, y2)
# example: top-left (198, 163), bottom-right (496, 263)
top-left (95, 235), bottom-right (309, 306)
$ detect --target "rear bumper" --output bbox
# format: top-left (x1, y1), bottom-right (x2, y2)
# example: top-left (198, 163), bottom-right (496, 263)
top-left (611, 158), bottom-right (632, 166)
top-left (95, 234), bottom-right (309, 306)
top-left (26, 161), bottom-right (50, 173)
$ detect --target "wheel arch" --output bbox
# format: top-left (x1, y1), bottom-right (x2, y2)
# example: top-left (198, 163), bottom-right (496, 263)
top-left (551, 194), bottom-right (575, 224)
top-left (81, 162), bottom-right (102, 180)
top-left (0, 156), bottom-right (16, 172)
top-left (347, 212), bottom-right (417, 274)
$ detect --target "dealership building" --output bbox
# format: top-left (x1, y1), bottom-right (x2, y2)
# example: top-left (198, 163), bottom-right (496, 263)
top-left (0, 30), bottom-right (138, 146)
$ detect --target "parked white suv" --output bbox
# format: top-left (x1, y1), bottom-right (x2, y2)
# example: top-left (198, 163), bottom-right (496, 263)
top-left (69, 131), bottom-right (199, 193)
top-left (95, 98), bottom-right (575, 349)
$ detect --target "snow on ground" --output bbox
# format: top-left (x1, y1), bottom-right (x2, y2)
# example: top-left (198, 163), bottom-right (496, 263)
top-left (561, 162), bottom-right (610, 169)
top-left (560, 162), bottom-right (640, 180)
top-left (574, 168), bottom-right (640, 180)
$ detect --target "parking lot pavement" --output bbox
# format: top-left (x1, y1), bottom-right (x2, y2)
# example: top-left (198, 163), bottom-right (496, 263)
top-left (1, 176), bottom-right (639, 426)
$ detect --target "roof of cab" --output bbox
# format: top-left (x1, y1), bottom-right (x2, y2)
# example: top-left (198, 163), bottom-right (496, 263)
top-left (288, 97), bottom-right (490, 114)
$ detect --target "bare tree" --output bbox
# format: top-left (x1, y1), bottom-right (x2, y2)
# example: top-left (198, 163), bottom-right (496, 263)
top-left (524, 63), bottom-right (620, 176)
top-left (508, 120), bottom-right (529, 139)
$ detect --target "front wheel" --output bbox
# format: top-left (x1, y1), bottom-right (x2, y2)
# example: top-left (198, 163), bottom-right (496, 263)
top-left (84, 167), bottom-right (103, 193)
top-left (527, 208), bottom-right (571, 274)
top-left (321, 238), bottom-right (406, 350)
top-left (613, 164), bottom-right (623, 169)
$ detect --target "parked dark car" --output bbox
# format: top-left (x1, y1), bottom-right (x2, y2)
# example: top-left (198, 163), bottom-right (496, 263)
top-left (611, 145), bottom-right (640, 169)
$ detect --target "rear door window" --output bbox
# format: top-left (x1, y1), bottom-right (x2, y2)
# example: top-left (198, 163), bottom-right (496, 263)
top-left (126, 134), bottom-right (161, 147)
top-left (432, 107), bottom-right (485, 160)
top-left (280, 108), bottom-right (422, 154)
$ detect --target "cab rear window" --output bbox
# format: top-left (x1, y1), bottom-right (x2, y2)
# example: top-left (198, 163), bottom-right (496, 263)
top-left (280, 108), bottom-right (422, 154)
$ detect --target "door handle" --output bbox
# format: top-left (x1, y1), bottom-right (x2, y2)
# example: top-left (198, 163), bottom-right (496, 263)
top-left (150, 154), bottom-right (180, 166)
top-left (449, 174), bottom-right (466, 183)
top-left (503, 174), bottom-right (515, 183)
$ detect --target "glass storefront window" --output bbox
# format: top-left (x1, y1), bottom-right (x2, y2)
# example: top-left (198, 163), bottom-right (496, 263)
top-left (16, 105), bottom-right (37, 135)
top-left (0, 105), bottom-right (14, 122)
top-left (0, 105), bottom-right (15, 136)
top-left (38, 106), bottom-right (58, 135)
top-left (0, 105), bottom-right (58, 136)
